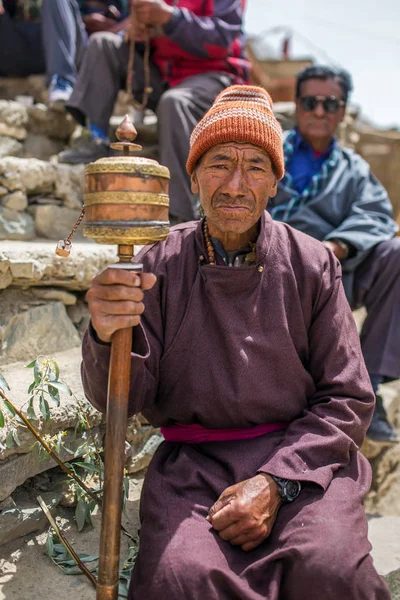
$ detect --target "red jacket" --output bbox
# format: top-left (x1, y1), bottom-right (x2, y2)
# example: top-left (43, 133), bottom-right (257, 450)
top-left (151, 0), bottom-right (250, 87)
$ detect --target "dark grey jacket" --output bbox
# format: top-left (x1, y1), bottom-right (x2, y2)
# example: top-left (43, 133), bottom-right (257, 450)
top-left (268, 143), bottom-right (398, 299)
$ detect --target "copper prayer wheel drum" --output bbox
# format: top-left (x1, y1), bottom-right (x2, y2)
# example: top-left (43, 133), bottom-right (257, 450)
top-left (83, 117), bottom-right (170, 246)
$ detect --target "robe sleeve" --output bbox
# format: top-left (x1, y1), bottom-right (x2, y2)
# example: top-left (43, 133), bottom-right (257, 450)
top-left (258, 251), bottom-right (375, 491)
top-left (324, 159), bottom-right (398, 253)
top-left (81, 282), bottom-right (164, 418)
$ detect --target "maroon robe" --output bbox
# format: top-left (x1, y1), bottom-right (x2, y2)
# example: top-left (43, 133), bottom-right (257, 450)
top-left (82, 211), bottom-right (390, 599)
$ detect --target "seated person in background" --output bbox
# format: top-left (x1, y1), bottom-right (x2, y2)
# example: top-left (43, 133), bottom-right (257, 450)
top-left (59, 0), bottom-right (250, 223)
top-left (82, 85), bottom-right (390, 600)
top-left (268, 65), bottom-right (399, 444)
top-left (0, 0), bottom-right (127, 108)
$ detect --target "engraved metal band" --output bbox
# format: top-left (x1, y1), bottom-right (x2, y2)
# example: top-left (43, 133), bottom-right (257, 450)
top-left (84, 192), bottom-right (169, 206)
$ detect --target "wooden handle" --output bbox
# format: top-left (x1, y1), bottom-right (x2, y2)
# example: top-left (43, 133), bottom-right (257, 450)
top-left (96, 325), bottom-right (133, 600)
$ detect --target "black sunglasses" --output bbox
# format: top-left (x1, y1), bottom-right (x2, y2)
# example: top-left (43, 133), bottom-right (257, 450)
top-left (299, 95), bottom-right (345, 114)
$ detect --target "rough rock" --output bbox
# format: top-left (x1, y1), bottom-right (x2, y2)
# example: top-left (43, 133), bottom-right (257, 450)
top-left (1, 301), bottom-right (81, 364)
top-left (0, 207), bottom-right (35, 240)
top-left (32, 288), bottom-right (77, 306)
top-left (0, 186), bottom-right (8, 197)
top-left (0, 75), bottom-right (46, 103)
top-left (0, 240), bottom-right (118, 290)
top-left (0, 136), bottom-right (23, 158)
top-left (53, 163), bottom-right (84, 209)
top-left (66, 298), bottom-right (90, 336)
top-left (365, 443), bottom-right (400, 516)
top-left (23, 133), bottom-right (64, 161)
top-left (0, 100), bottom-right (28, 141)
top-left (0, 288), bottom-right (78, 351)
top-left (0, 348), bottom-right (102, 461)
top-left (385, 568), bottom-right (400, 599)
top-left (125, 432), bottom-right (163, 473)
top-left (0, 427), bottom-right (104, 501)
top-left (1, 190), bottom-right (28, 212)
top-left (363, 381), bottom-right (400, 516)
top-left (0, 123), bottom-right (27, 140)
top-left (0, 156), bottom-right (56, 195)
top-left (0, 492), bottom-right (61, 546)
top-left (27, 103), bottom-right (76, 141)
top-left (33, 205), bottom-right (85, 240)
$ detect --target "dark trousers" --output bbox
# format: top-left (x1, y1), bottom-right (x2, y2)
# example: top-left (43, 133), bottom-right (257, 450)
top-left (352, 237), bottom-right (400, 381)
top-left (0, 0), bottom-right (86, 83)
top-left (66, 32), bottom-right (233, 220)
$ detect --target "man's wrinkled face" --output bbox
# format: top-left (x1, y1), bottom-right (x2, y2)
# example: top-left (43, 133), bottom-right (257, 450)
top-left (191, 142), bottom-right (277, 234)
top-left (295, 78), bottom-right (346, 142)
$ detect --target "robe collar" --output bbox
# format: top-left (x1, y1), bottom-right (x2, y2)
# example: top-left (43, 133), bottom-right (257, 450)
top-left (194, 210), bottom-right (273, 267)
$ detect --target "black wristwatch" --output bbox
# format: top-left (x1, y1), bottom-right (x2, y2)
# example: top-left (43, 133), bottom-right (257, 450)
top-left (270, 476), bottom-right (301, 502)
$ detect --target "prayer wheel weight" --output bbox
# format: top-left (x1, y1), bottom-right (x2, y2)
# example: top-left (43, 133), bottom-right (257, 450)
top-left (83, 116), bottom-right (170, 600)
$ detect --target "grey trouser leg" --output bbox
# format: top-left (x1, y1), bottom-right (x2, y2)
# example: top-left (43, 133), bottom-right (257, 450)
top-left (0, 13), bottom-right (44, 76)
top-left (352, 237), bottom-right (400, 380)
top-left (66, 32), bottom-right (164, 133)
top-left (41, 0), bottom-right (87, 85)
top-left (157, 72), bottom-right (233, 221)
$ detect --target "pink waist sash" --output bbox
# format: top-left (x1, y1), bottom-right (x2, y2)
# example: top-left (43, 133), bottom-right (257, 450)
top-left (160, 422), bottom-right (288, 444)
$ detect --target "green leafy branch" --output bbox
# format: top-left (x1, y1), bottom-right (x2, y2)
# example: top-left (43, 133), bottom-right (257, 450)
top-left (0, 361), bottom-right (102, 509)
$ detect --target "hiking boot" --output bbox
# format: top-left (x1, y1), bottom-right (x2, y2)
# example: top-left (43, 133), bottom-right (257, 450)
top-left (48, 75), bottom-right (74, 111)
top-left (57, 136), bottom-right (109, 165)
top-left (366, 394), bottom-right (399, 443)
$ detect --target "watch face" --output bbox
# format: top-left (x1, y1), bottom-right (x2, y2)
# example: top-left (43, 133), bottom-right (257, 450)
top-left (285, 480), bottom-right (300, 500)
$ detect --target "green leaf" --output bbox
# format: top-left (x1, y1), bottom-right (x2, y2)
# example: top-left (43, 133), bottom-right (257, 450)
top-left (27, 382), bottom-right (35, 394)
top-left (73, 462), bottom-right (100, 473)
top-left (47, 381), bottom-right (72, 396)
top-left (39, 397), bottom-right (50, 421)
top-left (3, 400), bottom-right (15, 416)
top-left (27, 399), bottom-right (36, 420)
top-left (5, 431), bottom-right (14, 449)
top-left (47, 385), bottom-right (60, 406)
top-left (25, 360), bottom-right (37, 369)
top-left (74, 443), bottom-right (89, 457)
top-left (86, 505), bottom-right (94, 528)
top-left (33, 360), bottom-right (40, 385)
top-left (12, 428), bottom-right (20, 446)
top-left (75, 499), bottom-right (87, 532)
top-left (52, 361), bottom-right (60, 381)
top-left (0, 411), bottom-right (4, 428)
top-left (0, 372), bottom-right (10, 392)
top-left (46, 534), bottom-right (54, 557)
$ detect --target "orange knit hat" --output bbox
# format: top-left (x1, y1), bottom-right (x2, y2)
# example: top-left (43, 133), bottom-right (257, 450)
top-left (186, 85), bottom-right (284, 180)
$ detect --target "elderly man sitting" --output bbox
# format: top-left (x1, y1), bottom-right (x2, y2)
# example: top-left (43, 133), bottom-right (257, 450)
top-left (82, 86), bottom-right (390, 599)
top-left (269, 65), bottom-right (400, 444)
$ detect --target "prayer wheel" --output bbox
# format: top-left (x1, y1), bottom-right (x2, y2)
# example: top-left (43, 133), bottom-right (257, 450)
top-left (84, 125), bottom-right (170, 247)
top-left (83, 116), bottom-right (170, 600)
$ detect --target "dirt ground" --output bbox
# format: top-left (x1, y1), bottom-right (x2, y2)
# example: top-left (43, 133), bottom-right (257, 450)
top-left (0, 477), bottom-right (143, 600)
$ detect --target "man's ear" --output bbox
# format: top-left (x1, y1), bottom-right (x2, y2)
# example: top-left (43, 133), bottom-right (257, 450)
top-left (191, 172), bottom-right (199, 195)
top-left (269, 177), bottom-right (278, 198)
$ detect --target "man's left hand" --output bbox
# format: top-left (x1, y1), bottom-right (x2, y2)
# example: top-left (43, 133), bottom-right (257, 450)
top-left (133, 0), bottom-right (174, 26)
top-left (207, 474), bottom-right (282, 552)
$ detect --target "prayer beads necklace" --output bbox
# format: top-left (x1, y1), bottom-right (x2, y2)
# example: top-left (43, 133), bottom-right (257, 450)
top-left (202, 218), bottom-right (216, 265)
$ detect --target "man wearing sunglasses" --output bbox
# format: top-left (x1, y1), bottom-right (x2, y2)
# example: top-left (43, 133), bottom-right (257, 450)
top-left (268, 65), bottom-right (399, 444)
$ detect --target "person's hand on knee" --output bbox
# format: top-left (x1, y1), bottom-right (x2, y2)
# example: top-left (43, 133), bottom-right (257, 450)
top-left (207, 474), bottom-right (282, 551)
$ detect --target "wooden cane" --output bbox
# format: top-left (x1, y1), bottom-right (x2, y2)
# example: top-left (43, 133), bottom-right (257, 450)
top-left (82, 116), bottom-right (170, 599)
top-left (96, 245), bottom-right (137, 600)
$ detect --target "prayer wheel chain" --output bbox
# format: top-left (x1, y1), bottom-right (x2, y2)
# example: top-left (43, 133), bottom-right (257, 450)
top-left (56, 206), bottom-right (85, 257)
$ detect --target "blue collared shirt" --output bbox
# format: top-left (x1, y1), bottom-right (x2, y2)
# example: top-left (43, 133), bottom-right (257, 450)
top-left (286, 130), bottom-right (336, 194)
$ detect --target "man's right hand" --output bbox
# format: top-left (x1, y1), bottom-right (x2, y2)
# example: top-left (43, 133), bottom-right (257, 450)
top-left (86, 268), bottom-right (157, 344)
